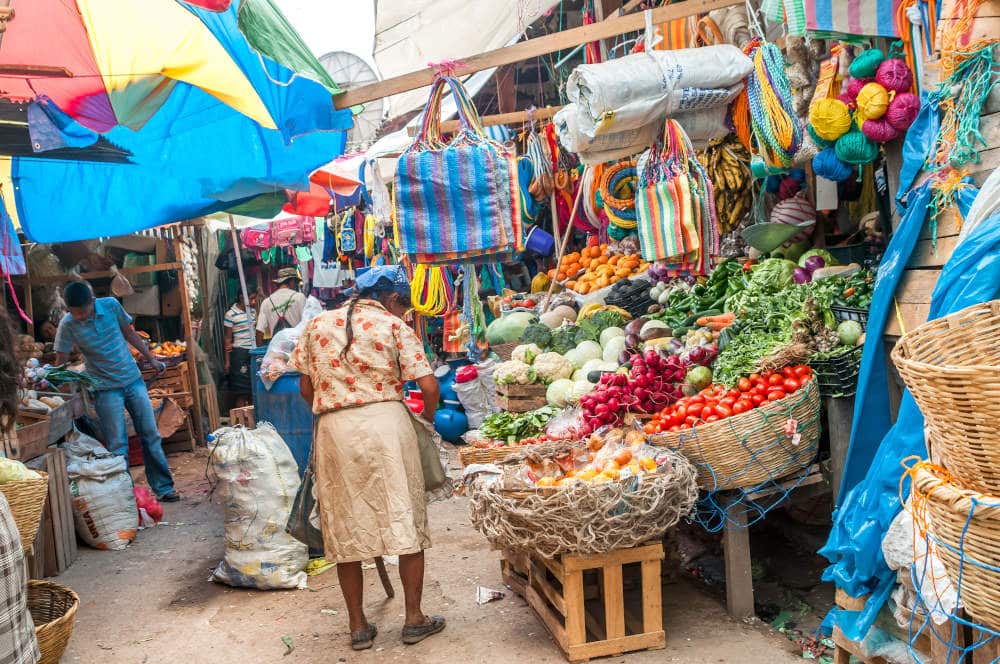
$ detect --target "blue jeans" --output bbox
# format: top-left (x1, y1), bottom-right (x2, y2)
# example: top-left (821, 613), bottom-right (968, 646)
top-left (94, 378), bottom-right (175, 497)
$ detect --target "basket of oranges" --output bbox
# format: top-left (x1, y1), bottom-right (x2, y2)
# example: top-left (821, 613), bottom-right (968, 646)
top-left (550, 245), bottom-right (650, 296)
top-left (467, 427), bottom-right (698, 557)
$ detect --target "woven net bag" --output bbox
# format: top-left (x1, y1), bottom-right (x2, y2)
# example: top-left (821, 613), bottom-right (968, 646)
top-left (0, 471), bottom-right (49, 552)
top-left (911, 462), bottom-right (1000, 632)
top-left (649, 380), bottom-right (821, 490)
top-left (469, 447), bottom-right (698, 558)
top-left (29, 580), bottom-right (79, 664)
top-left (891, 300), bottom-right (1000, 494)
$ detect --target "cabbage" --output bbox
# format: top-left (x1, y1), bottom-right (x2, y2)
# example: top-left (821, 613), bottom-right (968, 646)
top-left (546, 379), bottom-right (575, 407)
top-left (575, 340), bottom-right (603, 364)
top-left (749, 258), bottom-right (798, 292)
top-left (569, 380), bottom-right (596, 404)
top-left (798, 249), bottom-right (838, 268)
top-left (596, 361), bottom-right (619, 373)
top-left (599, 327), bottom-right (625, 347)
top-left (0, 458), bottom-right (41, 484)
top-left (837, 320), bottom-right (863, 346)
top-left (581, 358), bottom-right (605, 376)
top-left (563, 348), bottom-right (583, 369)
top-left (486, 312), bottom-right (538, 346)
top-left (603, 336), bottom-right (627, 363)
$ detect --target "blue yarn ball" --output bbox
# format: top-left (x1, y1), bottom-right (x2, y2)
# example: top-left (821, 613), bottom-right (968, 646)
top-left (789, 168), bottom-right (806, 182)
top-left (813, 148), bottom-right (853, 182)
top-left (765, 175), bottom-right (782, 193)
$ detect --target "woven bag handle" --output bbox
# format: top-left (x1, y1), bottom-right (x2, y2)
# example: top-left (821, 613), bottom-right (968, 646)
top-left (414, 76), bottom-right (486, 147)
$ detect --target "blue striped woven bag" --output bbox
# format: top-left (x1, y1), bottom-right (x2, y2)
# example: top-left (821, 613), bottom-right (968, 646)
top-left (395, 76), bottom-right (523, 265)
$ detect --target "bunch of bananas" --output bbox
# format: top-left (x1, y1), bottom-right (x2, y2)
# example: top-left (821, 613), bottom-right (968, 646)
top-left (576, 303), bottom-right (632, 322)
top-left (699, 135), bottom-right (753, 235)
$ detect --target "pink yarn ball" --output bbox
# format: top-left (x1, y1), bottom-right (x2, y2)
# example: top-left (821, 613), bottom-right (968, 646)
top-left (777, 176), bottom-right (801, 201)
top-left (886, 92), bottom-right (921, 131)
top-left (875, 58), bottom-right (913, 93)
top-left (846, 77), bottom-right (874, 99)
top-left (861, 117), bottom-right (899, 143)
top-left (837, 92), bottom-right (857, 109)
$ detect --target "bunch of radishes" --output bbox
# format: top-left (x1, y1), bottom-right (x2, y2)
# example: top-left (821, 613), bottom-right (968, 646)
top-left (579, 349), bottom-right (687, 430)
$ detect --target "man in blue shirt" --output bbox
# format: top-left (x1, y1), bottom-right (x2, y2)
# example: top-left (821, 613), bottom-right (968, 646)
top-left (54, 282), bottom-right (178, 501)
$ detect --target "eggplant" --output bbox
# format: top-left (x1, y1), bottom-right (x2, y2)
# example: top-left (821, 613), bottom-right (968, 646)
top-left (624, 318), bottom-right (646, 336)
top-left (640, 328), bottom-right (672, 342)
top-left (625, 333), bottom-right (640, 350)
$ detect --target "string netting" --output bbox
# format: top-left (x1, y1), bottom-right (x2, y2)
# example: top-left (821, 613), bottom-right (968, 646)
top-left (654, 380), bottom-right (822, 533)
top-left (902, 461), bottom-right (1000, 662)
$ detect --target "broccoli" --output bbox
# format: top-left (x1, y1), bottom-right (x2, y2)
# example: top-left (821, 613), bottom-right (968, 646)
top-left (549, 326), bottom-right (578, 355)
top-left (522, 323), bottom-right (553, 350)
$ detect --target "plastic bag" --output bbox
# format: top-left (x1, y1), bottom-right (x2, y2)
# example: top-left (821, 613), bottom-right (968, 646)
top-left (454, 378), bottom-right (496, 428)
top-left (210, 423), bottom-right (307, 590)
top-left (64, 429), bottom-right (139, 551)
top-left (259, 295), bottom-right (325, 388)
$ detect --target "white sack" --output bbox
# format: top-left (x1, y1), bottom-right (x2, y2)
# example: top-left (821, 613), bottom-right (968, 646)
top-left (567, 45), bottom-right (752, 138)
top-left (64, 429), bottom-right (139, 551)
top-left (882, 506), bottom-right (958, 626)
top-left (210, 423), bottom-right (307, 590)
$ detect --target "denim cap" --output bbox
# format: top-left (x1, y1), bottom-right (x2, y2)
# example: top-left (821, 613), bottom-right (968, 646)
top-left (350, 265), bottom-right (410, 297)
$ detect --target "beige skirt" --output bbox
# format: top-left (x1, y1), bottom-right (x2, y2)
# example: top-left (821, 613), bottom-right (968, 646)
top-left (314, 400), bottom-right (430, 563)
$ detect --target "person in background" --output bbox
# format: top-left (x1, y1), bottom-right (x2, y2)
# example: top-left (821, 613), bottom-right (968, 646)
top-left (289, 265), bottom-right (445, 651)
top-left (33, 318), bottom-right (58, 344)
top-left (0, 309), bottom-right (41, 664)
top-left (54, 282), bottom-right (178, 502)
top-left (223, 291), bottom-right (258, 408)
top-left (255, 267), bottom-right (306, 345)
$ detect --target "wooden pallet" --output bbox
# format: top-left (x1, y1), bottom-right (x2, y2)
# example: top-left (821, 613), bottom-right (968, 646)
top-left (200, 385), bottom-right (221, 433)
top-left (514, 543), bottom-right (666, 662)
top-left (495, 383), bottom-right (547, 413)
top-left (24, 450), bottom-right (77, 578)
top-left (229, 405), bottom-right (255, 428)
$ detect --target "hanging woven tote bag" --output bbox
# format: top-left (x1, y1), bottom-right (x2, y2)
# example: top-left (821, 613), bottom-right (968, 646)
top-left (636, 120), bottom-right (698, 264)
top-left (395, 76), bottom-right (523, 265)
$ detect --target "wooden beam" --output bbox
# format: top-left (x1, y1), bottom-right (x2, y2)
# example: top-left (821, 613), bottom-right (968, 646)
top-left (333, 0), bottom-right (741, 109)
top-left (172, 231), bottom-right (205, 448)
top-left (11, 262), bottom-right (183, 285)
top-left (406, 105), bottom-right (563, 136)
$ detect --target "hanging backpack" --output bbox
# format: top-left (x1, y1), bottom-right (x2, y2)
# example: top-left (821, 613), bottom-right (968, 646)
top-left (268, 295), bottom-right (296, 335)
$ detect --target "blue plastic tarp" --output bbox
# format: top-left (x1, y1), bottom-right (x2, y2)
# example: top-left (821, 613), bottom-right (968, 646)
top-left (821, 181), bottom-right (1000, 641)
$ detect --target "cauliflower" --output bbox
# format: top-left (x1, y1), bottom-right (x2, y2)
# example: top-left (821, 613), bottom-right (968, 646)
top-left (494, 360), bottom-right (537, 385)
top-left (533, 352), bottom-right (574, 384)
top-left (511, 343), bottom-right (542, 365)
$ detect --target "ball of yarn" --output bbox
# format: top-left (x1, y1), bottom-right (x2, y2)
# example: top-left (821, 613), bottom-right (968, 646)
top-left (807, 124), bottom-right (835, 149)
top-left (845, 77), bottom-right (873, 100)
top-left (813, 148), bottom-right (853, 182)
top-left (790, 168), bottom-right (806, 182)
top-left (836, 128), bottom-right (879, 164)
top-left (861, 117), bottom-right (899, 143)
top-left (849, 48), bottom-right (885, 78)
top-left (856, 82), bottom-right (889, 120)
top-left (765, 174), bottom-right (782, 193)
top-left (809, 98), bottom-right (853, 141)
top-left (886, 92), bottom-right (921, 131)
top-left (875, 58), bottom-right (913, 93)
top-left (777, 176), bottom-right (801, 200)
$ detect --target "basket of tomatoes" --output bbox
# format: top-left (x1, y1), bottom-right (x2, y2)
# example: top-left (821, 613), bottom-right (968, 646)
top-left (644, 365), bottom-right (820, 491)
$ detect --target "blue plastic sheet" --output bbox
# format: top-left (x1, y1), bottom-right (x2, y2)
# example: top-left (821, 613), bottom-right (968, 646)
top-left (0, 194), bottom-right (25, 275)
top-left (822, 182), bottom-right (1000, 642)
top-left (895, 93), bottom-right (939, 213)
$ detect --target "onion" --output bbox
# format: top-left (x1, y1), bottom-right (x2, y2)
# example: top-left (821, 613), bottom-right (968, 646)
top-left (793, 267), bottom-right (811, 284)
top-left (803, 255), bottom-right (826, 274)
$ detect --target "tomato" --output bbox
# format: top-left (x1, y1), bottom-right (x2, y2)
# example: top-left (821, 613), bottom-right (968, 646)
top-left (654, 423), bottom-right (664, 433)
top-left (668, 425), bottom-right (681, 433)
top-left (675, 406), bottom-right (687, 420)
top-left (726, 389), bottom-right (741, 399)
top-left (719, 397), bottom-right (736, 409)
top-left (750, 394), bottom-right (765, 407)
top-left (793, 365), bottom-right (812, 378)
top-left (782, 366), bottom-right (796, 379)
top-left (751, 385), bottom-right (767, 397)
top-left (748, 373), bottom-right (762, 383)
top-left (644, 423), bottom-right (657, 435)
top-left (715, 405), bottom-right (732, 418)
top-left (783, 378), bottom-right (800, 393)
top-left (685, 416), bottom-right (699, 427)
top-left (699, 387), bottom-right (714, 396)
top-left (768, 374), bottom-right (784, 387)
top-left (767, 389), bottom-right (787, 401)
top-left (701, 406), bottom-right (715, 419)
top-left (663, 415), bottom-right (678, 429)
top-left (736, 377), bottom-right (752, 392)
top-left (523, 298), bottom-right (536, 308)
top-left (688, 396), bottom-right (705, 407)
top-left (705, 414), bottom-right (720, 423)
top-left (732, 400), bottom-right (749, 415)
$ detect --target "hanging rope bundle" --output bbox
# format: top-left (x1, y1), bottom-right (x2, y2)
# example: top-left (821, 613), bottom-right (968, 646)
top-left (731, 37), bottom-right (803, 172)
top-left (410, 264), bottom-right (455, 316)
top-left (600, 160), bottom-right (639, 235)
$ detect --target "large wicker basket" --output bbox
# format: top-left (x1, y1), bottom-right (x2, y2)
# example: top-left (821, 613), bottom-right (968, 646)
top-left (28, 580), bottom-right (79, 664)
top-left (912, 464), bottom-right (1000, 631)
top-left (0, 471), bottom-right (49, 552)
top-left (891, 300), bottom-right (1000, 494)
top-left (459, 438), bottom-right (572, 467)
top-left (649, 380), bottom-right (821, 490)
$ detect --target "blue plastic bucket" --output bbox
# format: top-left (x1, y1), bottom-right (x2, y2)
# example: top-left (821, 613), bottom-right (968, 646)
top-left (525, 225), bottom-right (555, 256)
top-left (250, 348), bottom-right (313, 476)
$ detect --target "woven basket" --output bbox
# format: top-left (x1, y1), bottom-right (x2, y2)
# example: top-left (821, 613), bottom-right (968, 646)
top-left (891, 300), bottom-right (1000, 494)
top-left (0, 471), bottom-right (49, 552)
top-left (912, 464), bottom-right (1000, 631)
top-left (28, 580), bottom-right (79, 664)
top-left (648, 380), bottom-right (821, 490)
top-left (492, 342), bottom-right (519, 361)
top-left (459, 438), bottom-right (572, 467)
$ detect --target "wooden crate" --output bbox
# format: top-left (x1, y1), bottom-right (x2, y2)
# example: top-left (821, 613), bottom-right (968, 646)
top-left (519, 543), bottom-right (666, 662)
top-left (501, 548), bottom-right (530, 598)
top-left (5, 411), bottom-right (51, 461)
top-left (142, 362), bottom-right (191, 393)
top-left (24, 450), bottom-right (77, 578)
top-left (229, 405), bottom-right (255, 428)
top-left (496, 383), bottom-right (547, 413)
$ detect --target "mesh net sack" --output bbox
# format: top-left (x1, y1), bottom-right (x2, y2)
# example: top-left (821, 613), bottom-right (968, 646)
top-left (468, 447), bottom-right (698, 558)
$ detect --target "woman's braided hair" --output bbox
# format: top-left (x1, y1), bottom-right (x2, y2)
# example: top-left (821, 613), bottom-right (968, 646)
top-left (341, 277), bottom-right (412, 359)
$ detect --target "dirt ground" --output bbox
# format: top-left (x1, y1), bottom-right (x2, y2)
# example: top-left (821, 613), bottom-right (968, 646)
top-left (56, 450), bottom-right (808, 664)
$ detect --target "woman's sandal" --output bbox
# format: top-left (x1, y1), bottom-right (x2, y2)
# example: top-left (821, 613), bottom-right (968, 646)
top-left (351, 623), bottom-right (377, 651)
top-left (401, 616), bottom-right (446, 645)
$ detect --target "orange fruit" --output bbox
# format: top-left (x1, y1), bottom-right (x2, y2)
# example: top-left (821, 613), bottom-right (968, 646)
top-left (536, 477), bottom-right (557, 487)
top-left (613, 448), bottom-right (633, 466)
top-left (565, 280), bottom-right (576, 290)
top-left (640, 457), bottom-right (657, 471)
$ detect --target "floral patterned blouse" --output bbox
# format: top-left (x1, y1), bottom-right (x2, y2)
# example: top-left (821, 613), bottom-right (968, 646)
top-left (288, 300), bottom-right (433, 415)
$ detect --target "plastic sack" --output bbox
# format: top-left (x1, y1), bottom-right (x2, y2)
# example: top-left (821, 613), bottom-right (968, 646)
top-left (567, 45), bottom-right (752, 138)
top-left (453, 378), bottom-right (495, 428)
top-left (895, 93), bottom-right (939, 213)
top-left (554, 105), bottom-right (661, 165)
top-left (258, 295), bottom-right (325, 388)
top-left (881, 506), bottom-right (956, 626)
top-left (64, 428), bottom-right (139, 551)
top-left (210, 423), bottom-right (307, 590)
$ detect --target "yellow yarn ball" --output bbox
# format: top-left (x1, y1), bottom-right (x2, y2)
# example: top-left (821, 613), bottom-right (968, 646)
top-left (856, 82), bottom-right (889, 121)
top-left (809, 98), bottom-right (853, 141)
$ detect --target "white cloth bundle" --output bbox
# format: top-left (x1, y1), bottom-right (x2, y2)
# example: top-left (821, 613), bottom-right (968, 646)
top-left (566, 45), bottom-right (753, 138)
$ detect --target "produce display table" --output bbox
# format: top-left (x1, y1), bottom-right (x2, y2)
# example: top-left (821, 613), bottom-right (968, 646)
top-left (502, 543), bottom-right (666, 662)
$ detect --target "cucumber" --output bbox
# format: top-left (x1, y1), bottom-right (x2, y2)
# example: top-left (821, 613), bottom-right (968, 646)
top-left (681, 309), bottom-right (722, 327)
top-left (672, 326), bottom-right (691, 337)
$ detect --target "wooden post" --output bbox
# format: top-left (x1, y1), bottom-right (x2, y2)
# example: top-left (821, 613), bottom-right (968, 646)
top-left (825, 395), bottom-right (855, 504)
top-left (227, 215), bottom-right (255, 349)
top-left (172, 229), bottom-right (205, 447)
top-left (723, 505), bottom-right (755, 620)
top-left (541, 178), bottom-right (586, 313)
